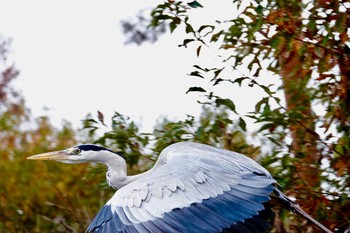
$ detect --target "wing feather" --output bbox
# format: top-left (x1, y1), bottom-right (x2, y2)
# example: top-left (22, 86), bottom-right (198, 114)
top-left (225, 192), bottom-right (264, 211)
top-left (125, 206), bottom-right (148, 223)
top-left (133, 222), bottom-right (149, 232)
top-left (140, 220), bottom-right (163, 232)
top-left (115, 206), bottom-right (132, 224)
top-left (161, 210), bottom-right (200, 232)
top-left (86, 142), bottom-right (276, 233)
top-left (184, 203), bottom-right (224, 232)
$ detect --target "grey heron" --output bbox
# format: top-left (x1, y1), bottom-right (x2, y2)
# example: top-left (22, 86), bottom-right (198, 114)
top-left (27, 142), bottom-right (332, 233)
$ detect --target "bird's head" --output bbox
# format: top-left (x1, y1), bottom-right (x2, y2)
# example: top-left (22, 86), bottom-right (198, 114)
top-left (27, 144), bottom-right (120, 164)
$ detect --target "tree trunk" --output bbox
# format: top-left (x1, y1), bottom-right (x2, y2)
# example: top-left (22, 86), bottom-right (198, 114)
top-left (279, 44), bottom-right (321, 189)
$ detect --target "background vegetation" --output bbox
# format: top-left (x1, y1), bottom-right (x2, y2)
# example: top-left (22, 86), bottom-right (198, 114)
top-left (1, 0), bottom-right (349, 232)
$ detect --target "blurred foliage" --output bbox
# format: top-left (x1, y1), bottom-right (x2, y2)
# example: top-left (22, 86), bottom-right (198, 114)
top-left (82, 105), bottom-right (261, 173)
top-left (0, 35), bottom-right (111, 233)
top-left (121, 10), bottom-right (167, 45)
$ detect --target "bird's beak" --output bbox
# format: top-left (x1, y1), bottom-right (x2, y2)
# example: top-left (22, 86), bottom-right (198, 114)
top-left (27, 150), bottom-right (70, 161)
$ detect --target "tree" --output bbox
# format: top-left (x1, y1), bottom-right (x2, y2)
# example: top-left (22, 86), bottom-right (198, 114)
top-left (0, 35), bottom-right (106, 232)
top-left (142, 0), bottom-right (349, 231)
top-left (82, 106), bottom-right (260, 172)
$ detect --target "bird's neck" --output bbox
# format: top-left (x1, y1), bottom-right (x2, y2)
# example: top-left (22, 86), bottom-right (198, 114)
top-left (105, 158), bottom-right (145, 190)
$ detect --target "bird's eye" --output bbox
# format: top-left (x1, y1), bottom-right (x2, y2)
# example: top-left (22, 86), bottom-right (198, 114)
top-left (68, 148), bottom-right (81, 155)
top-left (73, 148), bottom-right (81, 155)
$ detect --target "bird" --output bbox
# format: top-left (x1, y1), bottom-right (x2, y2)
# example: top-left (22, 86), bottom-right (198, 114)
top-left (27, 142), bottom-right (332, 233)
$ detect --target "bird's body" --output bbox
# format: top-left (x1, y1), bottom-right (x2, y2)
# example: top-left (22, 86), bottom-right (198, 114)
top-left (27, 142), bottom-right (332, 233)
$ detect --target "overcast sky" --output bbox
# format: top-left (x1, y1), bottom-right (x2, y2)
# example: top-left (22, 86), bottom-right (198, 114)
top-left (0, 0), bottom-right (273, 133)
top-left (0, 1), bottom-right (199, 131)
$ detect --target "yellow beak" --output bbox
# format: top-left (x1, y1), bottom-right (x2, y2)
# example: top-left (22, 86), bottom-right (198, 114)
top-left (27, 150), bottom-right (69, 161)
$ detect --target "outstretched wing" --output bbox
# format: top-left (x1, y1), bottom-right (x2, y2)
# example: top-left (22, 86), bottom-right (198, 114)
top-left (86, 142), bottom-right (276, 233)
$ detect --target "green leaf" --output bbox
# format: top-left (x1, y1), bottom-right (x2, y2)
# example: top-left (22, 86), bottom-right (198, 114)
top-left (169, 17), bottom-right (181, 33)
top-left (255, 97), bottom-right (268, 113)
top-left (259, 123), bottom-right (275, 132)
top-left (262, 102), bottom-right (271, 116)
top-left (215, 98), bottom-right (237, 113)
top-left (185, 23), bottom-right (195, 34)
top-left (334, 13), bottom-right (346, 33)
top-left (256, 5), bottom-right (263, 14)
top-left (180, 39), bottom-right (195, 48)
top-left (155, 14), bottom-right (173, 21)
top-left (189, 71), bottom-right (204, 78)
top-left (238, 117), bottom-right (247, 131)
top-left (258, 84), bottom-right (274, 95)
top-left (198, 25), bottom-right (215, 34)
top-left (169, 21), bottom-right (177, 33)
top-left (270, 35), bottom-right (281, 49)
top-left (187, 1), bottom-right (203, 8)
top-left (212, 67), bottom-right (224, 80)
top-left (193, 65), bottom-right (213, 72)
top-left (213, 78), bottom-right (224, 86)
top-left (193, 64), bottom-right (205, 71)
top-left (253, 67), bottom-right (262, 77)
top-left (211, 30), bottom-right (223, 42)
top-left (186, 86), bottom-right (206, 94)
top-left (232, 77), bottom-right (247, 86)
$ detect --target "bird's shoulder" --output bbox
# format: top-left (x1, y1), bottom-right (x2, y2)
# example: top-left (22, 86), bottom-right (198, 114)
top-left (157, 142), bottom-right (271, 175)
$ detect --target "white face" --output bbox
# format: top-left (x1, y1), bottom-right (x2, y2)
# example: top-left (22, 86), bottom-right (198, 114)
top-left (27, 146), bottom-right (88, 164)
top-left (27, 144), bottom-right (123, 166)
top-left (58, 147), bottom-right (85, 163)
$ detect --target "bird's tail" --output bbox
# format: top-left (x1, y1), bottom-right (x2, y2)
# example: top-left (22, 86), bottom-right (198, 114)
top-left (273, 188), bottom-right (333, 233)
